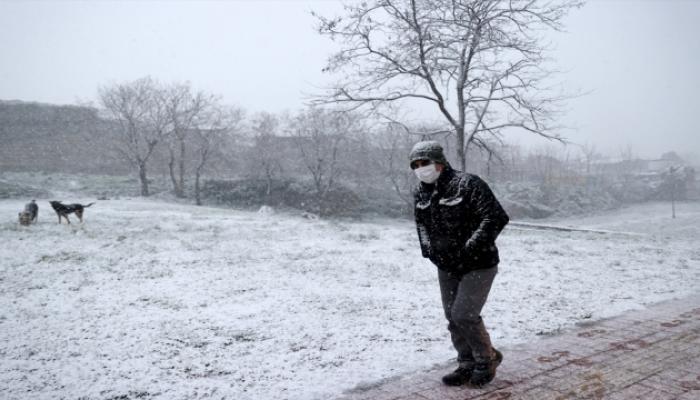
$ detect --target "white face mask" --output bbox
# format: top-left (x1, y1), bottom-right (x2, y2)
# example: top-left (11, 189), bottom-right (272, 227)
top-left (414, 164), bottom-right (441, 184)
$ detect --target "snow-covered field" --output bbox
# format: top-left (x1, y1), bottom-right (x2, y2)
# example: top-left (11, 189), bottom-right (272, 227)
top-left (1, 197), bottom-right (699, 400)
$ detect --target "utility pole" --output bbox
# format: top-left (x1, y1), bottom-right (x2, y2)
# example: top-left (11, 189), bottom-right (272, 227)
top-left (669, 166), bottom-right (679, 219)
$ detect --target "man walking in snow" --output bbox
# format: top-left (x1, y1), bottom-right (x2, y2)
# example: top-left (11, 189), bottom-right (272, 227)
top-left (410, 140), bottom-right (509, 387)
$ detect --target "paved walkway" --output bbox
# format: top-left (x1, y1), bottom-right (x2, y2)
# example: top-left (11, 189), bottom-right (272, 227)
top-left (338, 294), bottom-right (700, 400)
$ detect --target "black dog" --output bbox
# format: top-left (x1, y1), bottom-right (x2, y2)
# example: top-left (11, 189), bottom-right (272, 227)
top-left (49, 201), bottom-right (95, 224)
top-left (24, 200), bottom-right (38, 223)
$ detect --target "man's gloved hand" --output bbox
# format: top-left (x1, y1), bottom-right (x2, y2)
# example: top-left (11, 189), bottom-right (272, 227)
top-left (430, 250), bottom-right (464, 272)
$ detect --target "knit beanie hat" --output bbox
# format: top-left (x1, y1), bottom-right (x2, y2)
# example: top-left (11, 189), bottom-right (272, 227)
top-left (409, 140), bottom-right (448, 168)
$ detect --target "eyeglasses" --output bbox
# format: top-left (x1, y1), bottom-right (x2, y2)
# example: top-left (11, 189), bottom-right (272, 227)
top-left (411, 159), bottom-right (433, 170)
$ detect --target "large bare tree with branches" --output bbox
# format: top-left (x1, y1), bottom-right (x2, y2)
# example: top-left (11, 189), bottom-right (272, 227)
top-left (99, 77), bottom-right (169, 196)
top-left (163, 82), bottom-right (218, 198)
top-left (191, 105), bottom-right (243, 206)
top-left (292, 107), bottom-right (361, 216)
top-left (315, 0), bottom-right (582, 170)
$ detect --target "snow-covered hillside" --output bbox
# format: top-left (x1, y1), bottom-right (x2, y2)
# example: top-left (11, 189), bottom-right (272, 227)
top-left (1, 198), bottom-right (699, 400)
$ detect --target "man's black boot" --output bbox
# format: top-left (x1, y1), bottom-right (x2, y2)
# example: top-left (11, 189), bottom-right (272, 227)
top-left (441, 361), bottom-right (474, 386)
top-left (470, 348), bottom-right (503, 387)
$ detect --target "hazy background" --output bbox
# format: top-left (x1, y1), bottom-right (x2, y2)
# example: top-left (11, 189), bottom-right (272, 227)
top-left (1, 0), bottom-right (698, 158)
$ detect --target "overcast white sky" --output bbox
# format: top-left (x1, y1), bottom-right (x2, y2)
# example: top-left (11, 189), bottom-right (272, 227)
top-left (1, 0), bottom-right (698, 159)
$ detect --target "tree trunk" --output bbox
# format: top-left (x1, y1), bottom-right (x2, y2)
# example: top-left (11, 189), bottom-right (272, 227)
top-left (265, 176), bottom-right (273, 202)
top-left (178, 139), bottom-right (186, 198)
top-left (487, 152), bottom-right (493, 177)
top-left (462, 136), bottom-right (472, 172)
top-left (195, 169), bottom-right (202, 206)
top-left (138, 163), bottom-right (150, 196)
top-left (316, 193), bottom-right (325, 217)
top-left (456, 126), bottom-right (466, 171)
top-left (264, 164), bottom-right (273, 200)
top-left (168, 148), bottom-right (181, 196)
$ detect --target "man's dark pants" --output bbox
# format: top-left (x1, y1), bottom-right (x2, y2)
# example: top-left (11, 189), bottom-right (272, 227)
top-left (438, 266), bottom-right (498, 364)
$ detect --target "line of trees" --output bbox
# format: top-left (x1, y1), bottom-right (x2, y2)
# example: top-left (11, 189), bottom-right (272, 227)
top-left (97, 77), bottom-right (370, 213)
top-left (90, 1), bottom-right (695, 215)
top-left (4, 89), bottom-right (692, 216)
top-left (95, 74), bottom-right (694, 216)
top-left (7, 1), bottom-right (695, 216)
top-left (93, 0), bottom-right (588, 212)
top-left (98, 77), bottom-right (242, 203)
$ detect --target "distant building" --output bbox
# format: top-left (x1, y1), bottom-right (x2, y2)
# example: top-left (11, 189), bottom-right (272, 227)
top-left (590, 152), bottom-right (685, 176)
top-left (646, 158), bottom-right (677, 173)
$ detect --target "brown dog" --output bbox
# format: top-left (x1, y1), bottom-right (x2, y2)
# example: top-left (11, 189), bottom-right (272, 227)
top-left (49, 201), bottom-right (95, 224)
top-left (18, 211), bottom-right (32, 226)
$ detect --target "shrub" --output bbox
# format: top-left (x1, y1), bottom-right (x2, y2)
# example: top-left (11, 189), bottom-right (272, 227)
top-left (202, 178), bottom-right (363, 217)
top-left (0, 179), bottom-right (50, 199)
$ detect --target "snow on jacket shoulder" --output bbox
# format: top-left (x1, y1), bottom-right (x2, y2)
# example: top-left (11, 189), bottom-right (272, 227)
top-left (413, 167), bottom-right (509, 273)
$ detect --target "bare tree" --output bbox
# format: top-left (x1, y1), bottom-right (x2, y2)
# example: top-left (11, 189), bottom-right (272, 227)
top-left (163, 83), bottom-right (216, 198)
top-left (526, 145), bottom-right (562, 185)
top-left (314, 0), bottom-right (582, 170)
top-left (99, 77), bottom-right (169, 196)
top-left (192, 105), bottom-right (244, 206)
top-left (579, 142), bottom-right (598, 175)
top-left (617, 144), bottom-right (638, 186)
top-left (250, 112), bottom-right (283, 198)
top-left (374, 123), bottom-right (417, 208)
top-left (291, 107), bottom-right (359, 216)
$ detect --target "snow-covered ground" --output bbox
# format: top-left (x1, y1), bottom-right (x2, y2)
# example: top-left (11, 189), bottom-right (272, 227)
top-left (1, 198), bottom-right (699, 400)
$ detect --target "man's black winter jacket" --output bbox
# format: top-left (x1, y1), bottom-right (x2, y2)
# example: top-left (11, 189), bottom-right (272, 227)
top-left (413, 166), bottom-right (509, 274)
